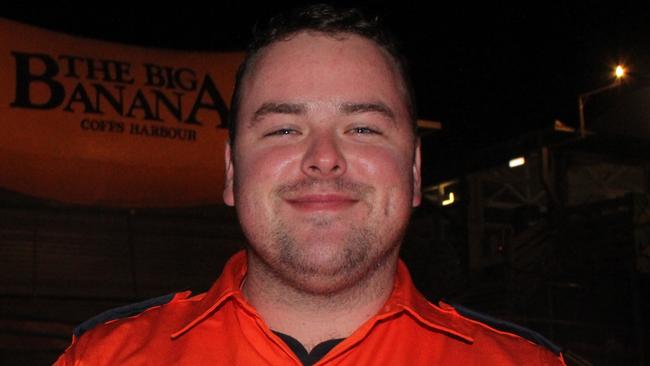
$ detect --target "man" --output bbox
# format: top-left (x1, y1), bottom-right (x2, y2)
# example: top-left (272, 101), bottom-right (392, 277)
top-left (55, 4), bottom-right (566, 365)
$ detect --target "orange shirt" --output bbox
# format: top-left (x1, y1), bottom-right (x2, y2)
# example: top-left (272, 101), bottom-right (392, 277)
top-left (55, 251), bottom-right (566, 365)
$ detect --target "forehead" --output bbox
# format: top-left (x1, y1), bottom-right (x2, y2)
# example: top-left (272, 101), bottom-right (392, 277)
top-left (240, 32), bottom-right (408, 119)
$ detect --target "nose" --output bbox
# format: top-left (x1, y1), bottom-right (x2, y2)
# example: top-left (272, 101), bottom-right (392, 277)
top-left (301, 132), bottom-right (347, 178)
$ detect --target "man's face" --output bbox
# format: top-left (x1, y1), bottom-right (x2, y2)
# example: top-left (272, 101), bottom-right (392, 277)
top-left (224, 32), bottom-right (421, 294)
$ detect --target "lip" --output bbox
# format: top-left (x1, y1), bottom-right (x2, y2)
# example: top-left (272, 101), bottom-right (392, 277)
top-left (285, 194), bottom-right (358, 211)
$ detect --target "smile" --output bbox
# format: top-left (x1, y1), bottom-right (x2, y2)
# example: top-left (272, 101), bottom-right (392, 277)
top-left (285, 194), bottom-right (359, 211)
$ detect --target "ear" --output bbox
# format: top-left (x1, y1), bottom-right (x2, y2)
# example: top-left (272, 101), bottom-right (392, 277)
top-left (412, 138), bottom-right (422, 207)
top-left (223, 141), bottom-right (235, 206)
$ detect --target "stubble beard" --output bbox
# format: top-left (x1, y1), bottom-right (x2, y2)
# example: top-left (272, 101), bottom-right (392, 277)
top-left (266, 218), bottom-right (401, 296)
top-left (253, 178), bottom-right (404, 296)
top-left (245, 178), bottom-right (408, 296)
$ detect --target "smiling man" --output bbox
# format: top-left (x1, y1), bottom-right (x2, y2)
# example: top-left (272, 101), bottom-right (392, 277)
top-left (223, 28), bottom-right (422, 353)
top-left (56, 4), bottom-right (566, 365)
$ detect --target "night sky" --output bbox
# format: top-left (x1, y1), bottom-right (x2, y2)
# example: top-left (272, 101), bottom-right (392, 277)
top-left (3, 1), bottom-right (649, 179)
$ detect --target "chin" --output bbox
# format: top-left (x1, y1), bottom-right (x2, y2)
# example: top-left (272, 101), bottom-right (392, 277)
top-left (284, 268), bottom-right (367, 296)
top-left (276, 240), bottom-right (399, 296)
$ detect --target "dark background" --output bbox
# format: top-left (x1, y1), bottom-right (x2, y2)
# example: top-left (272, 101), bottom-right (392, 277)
top-left (2, 2), bottom-right (650, 365)
top-left (4, 1), bottom-right (649, 151)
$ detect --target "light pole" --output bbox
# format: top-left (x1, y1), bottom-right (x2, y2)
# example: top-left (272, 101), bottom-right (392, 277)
top-left (578, 65), bottom-right (626, 138)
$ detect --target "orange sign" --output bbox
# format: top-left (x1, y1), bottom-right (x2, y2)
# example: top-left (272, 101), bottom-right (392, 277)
top-left (0, 18), bottom-right (243, 207)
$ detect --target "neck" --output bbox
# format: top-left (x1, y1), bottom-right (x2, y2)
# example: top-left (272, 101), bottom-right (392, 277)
top-left (242, 251), bottom-right (399, 352)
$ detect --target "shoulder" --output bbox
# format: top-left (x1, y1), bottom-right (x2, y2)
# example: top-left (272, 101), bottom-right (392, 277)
top-left (449, 302), bottom-right (562, 356)
top-left (441, 301), bottom-right (565, 365)
top-left (74, 293), bottom-right (177, 338)
top-left (54, 291), bottom-right (197, 365)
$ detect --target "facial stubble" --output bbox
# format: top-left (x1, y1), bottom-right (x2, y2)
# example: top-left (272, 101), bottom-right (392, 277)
top-left (254, 177), bottom-right (406, 296)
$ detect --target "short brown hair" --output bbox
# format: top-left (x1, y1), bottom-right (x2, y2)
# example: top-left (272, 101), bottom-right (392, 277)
top-left (227, 3), bottom-right (417, 146)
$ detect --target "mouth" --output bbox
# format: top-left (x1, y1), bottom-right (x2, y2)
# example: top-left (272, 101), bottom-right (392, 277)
top-left (285, 194), bottom-right (359, 211)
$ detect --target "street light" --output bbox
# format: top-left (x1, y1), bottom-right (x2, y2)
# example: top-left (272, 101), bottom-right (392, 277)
top-left (509, 156), bottom-right (526, 168)
top-left (615, 65), bottom-right (625, 79)
top-left (578, 65), bottom-right (626, 138)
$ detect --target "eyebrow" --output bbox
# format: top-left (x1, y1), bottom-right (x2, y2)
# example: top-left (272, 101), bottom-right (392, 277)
top-left (252, 102), bottom-right (307, 122)
top-left (248, 101), bottom-right (396, 128)
top-left (339, 102), bottom-right (395, 120)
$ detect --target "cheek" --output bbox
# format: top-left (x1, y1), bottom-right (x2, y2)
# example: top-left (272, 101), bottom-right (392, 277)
top-left (353, 146), bottom-right (413, 184)
top-left (234, 147), bottom-right (300, 195)
top-left (352, 146), bottom-right (415, 213)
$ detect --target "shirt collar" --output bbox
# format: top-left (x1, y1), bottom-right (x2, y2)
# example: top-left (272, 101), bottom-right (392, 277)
top-left (172, 251), bottom-right (474, 343)
top-left (171, 251), bottom-right (249, 339)
top-left (382, 259), bottom-right (474, 343)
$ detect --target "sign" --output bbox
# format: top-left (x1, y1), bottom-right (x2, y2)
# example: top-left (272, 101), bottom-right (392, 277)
top-left (0, 18), bottom-right (244, 207)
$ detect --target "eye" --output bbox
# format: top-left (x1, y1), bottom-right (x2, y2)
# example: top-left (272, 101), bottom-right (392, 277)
top-left (264, 128), bottom-right (299, 137)
top-left (349, 126), bottom-right (382, 135)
